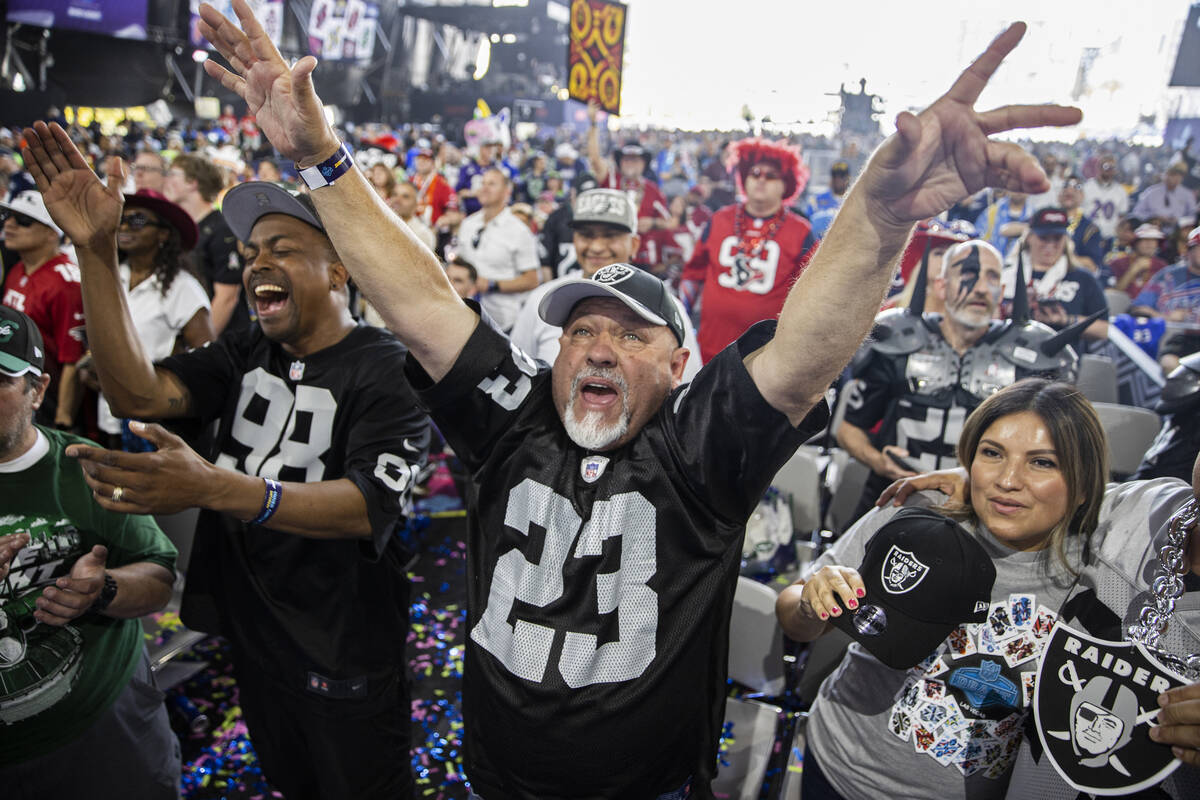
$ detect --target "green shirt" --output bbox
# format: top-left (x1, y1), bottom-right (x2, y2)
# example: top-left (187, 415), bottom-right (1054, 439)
top-left (0, 427), bottom-right (177, 763)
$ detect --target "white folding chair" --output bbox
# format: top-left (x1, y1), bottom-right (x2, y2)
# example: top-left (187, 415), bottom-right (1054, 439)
top-left (1104, 288), bottom-right (1131, 316)
top-left (1076, 355), bottom-right (1119, 405)
top-left (772, 447), bottom-right (823, 535)
top-left (712, 695), bottom-right (785, 800)
top-left (1092, 402), bottom-right (1163, 478)
top-left (729, 576), bottom-right (786, 695)
top-left (824, 455), bottom-right (871, 535)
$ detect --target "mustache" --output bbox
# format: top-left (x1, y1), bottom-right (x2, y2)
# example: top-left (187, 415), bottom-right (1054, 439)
top-left (570, 366), bottom-right (629, 396)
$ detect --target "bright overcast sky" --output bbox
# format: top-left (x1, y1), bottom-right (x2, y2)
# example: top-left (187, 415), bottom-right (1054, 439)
top-left (618, 0), bottom-right (1197, 139)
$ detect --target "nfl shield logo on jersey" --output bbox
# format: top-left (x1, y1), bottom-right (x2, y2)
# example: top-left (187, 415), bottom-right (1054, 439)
top-left (580, 455), bottom-right (610, 483)
top-left (1034, 622), bottom-right (1187, 795)
top-left (880, 546), bottom-right (929, 594)
top-left (289, 360), bottom-right (305, 381)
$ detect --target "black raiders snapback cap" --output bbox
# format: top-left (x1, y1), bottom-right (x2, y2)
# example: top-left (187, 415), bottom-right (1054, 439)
top-left (831, 506), bottom-right (997, 669)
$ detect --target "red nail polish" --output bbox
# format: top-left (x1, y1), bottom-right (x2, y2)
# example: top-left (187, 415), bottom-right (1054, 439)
top-left (856, 588), bottom-right (865, 597)
top-left (831, 606), bottom-right (841, 616)
top-left (819, 612), bottom-right (828, 620)
top-left (848, 600), bottom-right (858, 609)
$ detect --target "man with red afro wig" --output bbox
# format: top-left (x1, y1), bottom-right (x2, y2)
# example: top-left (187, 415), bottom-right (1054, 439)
top-left (680, 137), bottom-right (817, 363)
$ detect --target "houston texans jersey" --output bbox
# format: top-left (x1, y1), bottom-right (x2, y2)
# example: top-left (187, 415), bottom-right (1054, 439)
top-left (681, 204), bottom-right (817, 362)
top-left (159, 324), bottom-right (429, 686)
top-left (406, 314), bottom-right (827, 799)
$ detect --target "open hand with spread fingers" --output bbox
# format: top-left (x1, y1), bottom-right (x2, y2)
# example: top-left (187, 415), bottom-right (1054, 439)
top-left (198, 0), bottom-right (339, 166)
top-left (20, 121), bottom-right (124, 253)
top-left (858, 22), bottom-right (1082, 229)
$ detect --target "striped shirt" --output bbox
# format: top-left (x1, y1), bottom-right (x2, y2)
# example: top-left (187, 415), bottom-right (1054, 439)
top-left (1132, 261), bottom-right (1200, 324)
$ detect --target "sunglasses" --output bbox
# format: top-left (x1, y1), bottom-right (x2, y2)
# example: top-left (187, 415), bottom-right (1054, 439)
top-left (0, 210), bottom-right (37, 228)
top-left (119, 212), bottom-right (165, 231)
top-left (748, 165), bottom-right (782, 181)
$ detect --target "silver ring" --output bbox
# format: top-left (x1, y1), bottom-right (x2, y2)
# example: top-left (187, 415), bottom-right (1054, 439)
top-left (111, 486), bottom-right (124, 503)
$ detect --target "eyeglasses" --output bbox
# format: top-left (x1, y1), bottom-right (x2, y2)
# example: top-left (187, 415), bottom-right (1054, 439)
top-left (119, 212), bottom-right (165, 231)
top-left (748, 165), bottom-right (782, 181)
top-left (0, 210), bottom-right (37, 227)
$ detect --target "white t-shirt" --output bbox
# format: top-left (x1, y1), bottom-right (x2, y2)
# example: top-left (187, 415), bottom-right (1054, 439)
top-left (455, 207), bottom-right (539, 331)
top-left (98, 264), bottom-right (210, 434)
top-left (508, 276), bottom-right (704, 382)
top-left (1081, 179), bottom-right (1130, 239)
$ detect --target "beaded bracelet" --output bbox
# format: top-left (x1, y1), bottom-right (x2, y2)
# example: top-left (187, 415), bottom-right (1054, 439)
top-left (251, 478), bottom-right (283, 525)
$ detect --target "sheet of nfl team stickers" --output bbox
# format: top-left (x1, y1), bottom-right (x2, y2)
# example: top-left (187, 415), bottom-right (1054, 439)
top-left (886, 592), bottom-right (1055, 778)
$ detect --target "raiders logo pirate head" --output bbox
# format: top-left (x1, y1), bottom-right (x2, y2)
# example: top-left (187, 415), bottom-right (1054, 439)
top-left (831, 507), bottom-right (995, 669)
top-left (1035, 622), bottom-right (1187, 795)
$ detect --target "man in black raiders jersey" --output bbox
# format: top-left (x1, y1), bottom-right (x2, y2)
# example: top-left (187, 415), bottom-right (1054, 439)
top-left (838, 239), bottom-right (1092, 525)
top-left (18, 127), bottom-right (429, 800)
top-left (196, 3), bottom-right (1081, 797)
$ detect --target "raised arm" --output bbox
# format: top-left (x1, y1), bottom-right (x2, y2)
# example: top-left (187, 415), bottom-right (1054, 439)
top-left (747, 23), bottom-right (1082, 424)
top-left (586, 100), bottom-right (609, 184)
top-left (21, 122), bottom-right (193, 419)
top-left (198, 0), bottom-right (475, 381)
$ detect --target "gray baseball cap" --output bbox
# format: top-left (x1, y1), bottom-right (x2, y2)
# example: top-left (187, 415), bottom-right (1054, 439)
top-left (539, 263), bottom-right (685, 345)
top-left (221, 181), bottom-right (325, 243)
top-left (569, 188), bottom-right (637, 234)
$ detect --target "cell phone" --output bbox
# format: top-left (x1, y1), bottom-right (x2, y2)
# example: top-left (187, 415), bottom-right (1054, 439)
top-left (887, 449), bottom-right (919, 473)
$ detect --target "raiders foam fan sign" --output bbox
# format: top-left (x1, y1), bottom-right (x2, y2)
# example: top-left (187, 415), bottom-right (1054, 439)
top-left (1034, 622), bottom-right (1187, 795)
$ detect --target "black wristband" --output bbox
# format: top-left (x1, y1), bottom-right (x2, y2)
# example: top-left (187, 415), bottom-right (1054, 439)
top-left (488, 280), bottom-right (500, 293)
top-left (91, 572), bottom-right (118, 613)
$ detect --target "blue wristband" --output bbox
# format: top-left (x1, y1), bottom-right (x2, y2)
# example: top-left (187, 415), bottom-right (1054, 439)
top-left (297, 143), bottom-right (355, 190)
top-left (251, 478), bottom-right (283, 525)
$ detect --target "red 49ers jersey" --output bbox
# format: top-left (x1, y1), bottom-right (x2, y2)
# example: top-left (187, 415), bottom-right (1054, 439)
top-left (682, 203), bottom-right (817, 363)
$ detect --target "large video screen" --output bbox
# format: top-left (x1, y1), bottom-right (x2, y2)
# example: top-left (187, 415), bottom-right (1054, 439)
top-left (7, 0), bottom-right (148, 40)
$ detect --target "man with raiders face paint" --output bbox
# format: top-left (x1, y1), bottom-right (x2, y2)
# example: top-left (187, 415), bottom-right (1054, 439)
top-left (195, 4), bottom-right (1082, 796)
top-left (17, 125), bottom-right (430, 800)
top-left (838, 239), bottom-right (1096, 525)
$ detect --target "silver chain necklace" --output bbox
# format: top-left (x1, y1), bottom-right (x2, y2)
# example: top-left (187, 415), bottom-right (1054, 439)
top-left (1126, 496), bottom-right (1200, 681)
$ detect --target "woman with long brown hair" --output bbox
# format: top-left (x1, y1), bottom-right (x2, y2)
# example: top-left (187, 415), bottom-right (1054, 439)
top-left (777, 379), bottom-right (1108, 799)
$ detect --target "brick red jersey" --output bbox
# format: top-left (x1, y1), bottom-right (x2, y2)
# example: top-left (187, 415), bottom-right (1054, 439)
top-left (682, 203), bottom-right (817, 362)
top-left (601, 174), bottom-right (671, 267)
top-left (2, 252), bottom-right (85, 368)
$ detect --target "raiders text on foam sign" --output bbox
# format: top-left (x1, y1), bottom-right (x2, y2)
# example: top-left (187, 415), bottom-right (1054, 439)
top-left (1034, 622), bottom-right (1187, 796)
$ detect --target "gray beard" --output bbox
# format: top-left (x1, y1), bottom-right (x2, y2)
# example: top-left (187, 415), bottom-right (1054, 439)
top-left (561, 368), bottom-right (631, 451)
top-left (946, 302), bottom-right (991, 330)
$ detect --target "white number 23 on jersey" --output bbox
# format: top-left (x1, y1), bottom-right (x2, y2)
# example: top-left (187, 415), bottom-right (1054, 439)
top-left (471, 478), bottom-right (658, 688)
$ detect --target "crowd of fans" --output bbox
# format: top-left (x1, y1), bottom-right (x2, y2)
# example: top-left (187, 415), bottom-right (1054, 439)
top-left (4, 99), bottom-right (1200, 439)
top-left (3, 10), bottom-right (1200, 797)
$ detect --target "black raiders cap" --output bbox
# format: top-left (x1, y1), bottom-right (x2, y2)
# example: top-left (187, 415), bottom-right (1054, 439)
top-left (539, 263), bottom-right (685, 346)
top-left (831, 507), bottom-right (997, 669)
top-left (221, 181), bottom-right (326, 243)
top-left (0, 305), bottom-right (45, 377)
